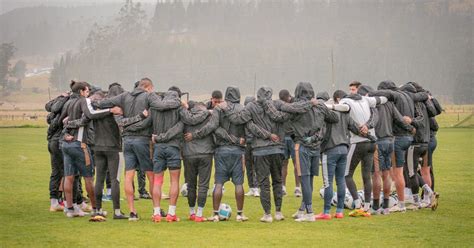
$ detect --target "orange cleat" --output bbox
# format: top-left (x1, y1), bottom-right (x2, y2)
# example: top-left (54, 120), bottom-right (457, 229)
top-left (315, 213), bottom-right (332, 220)
top-left (194, 216), bottom-right (206, 222)
top-left (152, 214), bottom-right (162, 223)
top-left (166, 214), bottom-right (180, 222)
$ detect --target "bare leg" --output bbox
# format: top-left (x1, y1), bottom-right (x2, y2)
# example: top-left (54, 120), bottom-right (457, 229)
top-left (213, 184), bottom-right (223, 211)
top-left (235, 184), bottom-right (244, 211)
top-left (152, 172), bottom-right (164, 209)
top-left (169, 170), bottom-right (181, 206)
top-left (84, 176), bottom-right (96, 209)
top-left (124, 170), bottom-right (136, 213)
top-left (64, 175), bottom-right (74, 208)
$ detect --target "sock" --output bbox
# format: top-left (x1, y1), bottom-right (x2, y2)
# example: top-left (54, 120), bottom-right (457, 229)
top-left (168, 205), bottom-right (176, 216)
top-left (51, 198), bottom-right (58, 206)
top-left (373, 199), bottom-right (380, 210)
top-left (305, 204), bottom-right (313, 214)
top-left (354, 199), bottom-right (362, 209)
top-left (299, 202), bottom-right (305, 211)
top-left (189, 207), bottom-right (195, 215)
top-left (106, 188), bottom-right (112, 195)
top-left (399, 201), bottom-right (405, 208)
top-left (114, 209), bottom-right (122, 215)
top-left (336, 208), bottom-right (343, 213)
top-left (383, 198), bottom-right (389, 209)
top-left (413, 194), bottom-right (420, 204)
top-left (68, 207), bottom-right (74, 211)
top-left (197, 207), bottom-right (204, 217)
top-left (363, 202), bottom-right (370, 212)
top-left (153, 207), bottom-right (161, 216)
top-left (422, 184), bottom-right (433, 196)
top-left (323, 209), bottom-right (330, 214)
top-left (237, 210), bottom-right (243, 216)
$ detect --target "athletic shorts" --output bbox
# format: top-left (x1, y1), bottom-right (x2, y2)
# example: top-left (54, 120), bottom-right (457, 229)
top-left (153, 143), bottom-right (181, 173)
top-left (377, 137), bottom-right (394, 171)
top-left (394, 135), bottom-right (413, 168)
top-left (123, 136), bottom-right (153, 172)
top-left (214, 152), bottom-right (244, 185)
top-left (62, 141), bottom-right (94, 177)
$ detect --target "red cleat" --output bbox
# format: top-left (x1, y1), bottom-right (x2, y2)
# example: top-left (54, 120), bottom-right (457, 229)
top-left (194, 216), bottom-right (206, 222)
top-left (189, 214), bottom-right (196, 221)
top-left (166, 214), bottom-right (180, 222)
top-left (333, 212), bottom-right (344, 219)
top-left (152, 214), bottom-right (162, 223)
top-left (315, 213), bottom-right (332, 220)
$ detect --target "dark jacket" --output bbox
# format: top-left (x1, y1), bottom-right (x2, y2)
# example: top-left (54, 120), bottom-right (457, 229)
top-left (45, 95), bottom-right (69, 141)
top-left (280, 82), bottom-right (339, 150)
top-left (151, 91), bottom-right (183, 148)
top-left (375, 101), bottom-right (414, 139)
top-left (97, 88), bottom-right (181, 137)
top-left (180, 104), bottom-right (215, 157)
top-left (321, 111), bottom-right (360, 152)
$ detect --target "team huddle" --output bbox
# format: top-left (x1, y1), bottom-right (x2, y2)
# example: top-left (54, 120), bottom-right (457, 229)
top-left (45, 78), bottom-right (441, 222)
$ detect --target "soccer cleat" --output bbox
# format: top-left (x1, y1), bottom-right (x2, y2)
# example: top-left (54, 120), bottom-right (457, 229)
top-left (274, 212), bottom-right (285, 221)
top-left (166, 214), bottom-right (180, 222)
top-left (292, 210), bottom-right (305, 219)
top-left (245, 188), bottom-right (255, 196)
top-left (333, 212), bottom-right (344, 219)
top-left (89, 215), bottom-right (106, 222)
top-left (236, 214), bottom-right (249, 222)
top-left (315, 213), bottom-right (332, 220)
top-left (80, 202), bottom-right (92, 212)
top-left (207, 215), bottom-right (220, 222)
top-left (140, 192), bottom-right (152, 199)
top-left (129, 212), bottom-right (139, 221)
top-left (406, 204), bottom-right (420, 211)
top-left (152, 214), bottom-right (162, 223)
top-left (91, 209), bottom-right (108, 217)
top-left (254, 188), bottom-right (260, 197)
top-left (66, 209), bottom-right (79, 218)
top-left (431, 192), bottom-right (439, 211)
top-left (194, 216), bottom-right (206, 222)
top-left (50, 204), bottom-right (64, 212)
top-left (113, 213), bottom-right (129, 220)
top-left (189, 214), bottom-right (196, 221)
top-left (389, 205), bottom-right (406, 213)
top-left (294, 187), bottom-right (302, 197)
top-left (260, 214), bottom-right (273, 223)
top-left (295, 213), bottom-right (315, 222)
top-left (382, 208), bottom-right (390, 215)
top-left (349, 209), bottom-right (371, 217)
top-left (369, 208), bottom-right (382, 215)
top-left (73, 206), bottom-right (87, 217)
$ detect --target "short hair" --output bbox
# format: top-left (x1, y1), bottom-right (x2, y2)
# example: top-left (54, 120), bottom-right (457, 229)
top-left (168, 86), bottom-right (182, 97)
top-left (279, 89), bottom-right (290, 101)
top-left (138, 78), bottom-right (153, 88)
top-left (333, 90), bottom-right (347, 102)
top-left (349, 81), bottom-right (361, 88)
top-left (211, 90), bottom-right (223, 99)
top-left (71, 81), bottom-right (89, 94)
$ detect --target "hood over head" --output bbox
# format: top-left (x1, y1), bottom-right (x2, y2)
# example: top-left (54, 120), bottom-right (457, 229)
top-left (378, 80), bottom-right (397, 91)
top-left (400, 83), bottom-right (417, 93)
top-left (244, 96), bottom-right (255, 106)
top-left (256, 86), bottom-right (273, 104)
top-left (225, 86), bottom-right (241, 103)
top-left (316, 91), bottom-right (330, 101)
top-left (294, 82), bottom-right (315, 100)
top-left (357, 85), bottom-right (375, 96)
top-left (407, 82), bottom-right (424, 93)
top-left (108, 83), bottom-right (124, 97)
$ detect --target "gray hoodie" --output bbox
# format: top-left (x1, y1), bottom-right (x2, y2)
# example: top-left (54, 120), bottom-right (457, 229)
top-left (180, 104), bottom-right (215, 157)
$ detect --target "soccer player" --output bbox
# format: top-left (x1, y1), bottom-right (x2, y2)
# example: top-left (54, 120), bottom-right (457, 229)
top-left (278, 89), bottom-right (302, 197)
top-left (206, 90), bottom-right (223, 110)
top-left (45, 92), bottom-right (69, 212)
top-left (96, 78), bottom-right (180, 221)
top-left (317, 90), bottom-right (361, 220)
top-left (339, 84), bottom-right (388, 215)
top-left (348, 81), bottom-right (361, 94)
top-left (60, 81), bottom-right (118, 218)
top-left (243, 96), bottom-right (259, 197)
top-left (181, 101), bottom-right (216, 222)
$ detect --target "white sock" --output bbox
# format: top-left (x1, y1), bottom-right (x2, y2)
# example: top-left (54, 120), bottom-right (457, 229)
top-left (422, 184), bottom-right (433, 195)
top-left (115, 209), bottom-right (122, 215)
top-left (363, 202), bottom-right (370, 211)
top-left (354, 199), bottom-right (362, 209)
top-left (169, 205), bottom-right (176, 216)
top-left (106, 188), bottom-right (112, 195)
top-left (153, 207), bottom-right (161, 216)
top-left (51, 198), bottom-right (58, 206)
top-left (197, 207), bottom-right (204, 217)
top-left (189, 207), bottom-right (195, 215)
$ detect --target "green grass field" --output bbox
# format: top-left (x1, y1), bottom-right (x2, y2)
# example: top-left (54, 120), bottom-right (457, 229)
top-left (0, 128), bottom-right (473, 247)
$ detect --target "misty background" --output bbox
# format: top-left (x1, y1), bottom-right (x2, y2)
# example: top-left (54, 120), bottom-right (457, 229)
top-left (0, 0), bottom-right (472, 103)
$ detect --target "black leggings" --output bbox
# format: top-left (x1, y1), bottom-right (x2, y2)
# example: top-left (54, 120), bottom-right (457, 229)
top-left (255, 154), bottom-right (283, 214)
top-left (184, 156), bottom-right (212, 208)
top-left (345, 142), bottom-right (376, 203)
top-left (94, 151), bottom-right (120, 210)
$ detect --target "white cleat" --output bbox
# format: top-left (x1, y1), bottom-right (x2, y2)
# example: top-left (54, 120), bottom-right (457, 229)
top-left (295, 213), bottom-right (315, 222)
top-left (292, 210), bottom-right (305, 219)
top-left (260, 214), bottom-right (273, 223)
top-left (236, 214), bottom-right (249, 222)
top-left (274, 212), bottom-right (285, 221)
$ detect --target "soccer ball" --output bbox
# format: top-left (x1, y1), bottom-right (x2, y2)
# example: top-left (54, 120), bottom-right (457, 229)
top-left (344, 190), bottom-right (354, 209)
top-left (180, 183), bottom-right (188, 197)
top-left (218, 203), bottom-right (232, 220)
